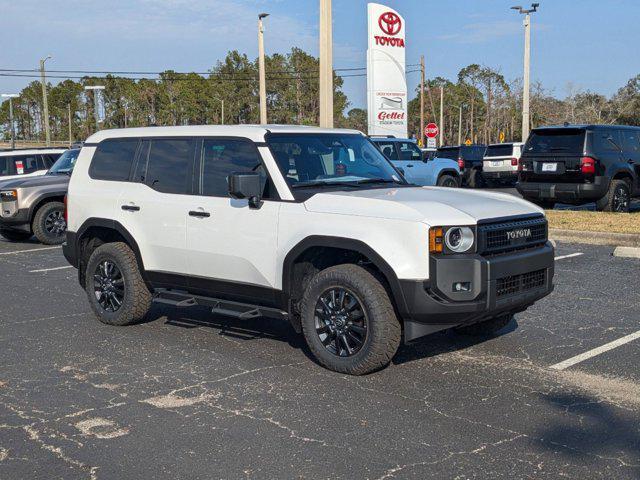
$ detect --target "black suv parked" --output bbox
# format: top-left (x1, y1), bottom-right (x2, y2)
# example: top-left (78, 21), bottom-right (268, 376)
top-left (436, 144), bottom-right (487, 187)
top-left (517, 125), bottom-right (640, 212)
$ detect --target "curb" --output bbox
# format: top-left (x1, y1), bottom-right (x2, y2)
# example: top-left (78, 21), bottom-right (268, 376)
top-left (613, 246), bottom-right (640, 259)
top-left (549, 229), bottom-right (640, 247)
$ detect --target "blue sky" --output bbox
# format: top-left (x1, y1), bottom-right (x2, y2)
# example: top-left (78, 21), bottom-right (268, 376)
top-left (1, 0), bottom-right (638, 110)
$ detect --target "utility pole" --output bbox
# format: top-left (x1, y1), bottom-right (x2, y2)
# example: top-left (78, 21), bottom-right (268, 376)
top-left (512, 3), bottom-right (539, 142)
top-left (458, 105), bottom-right (463, 146)
top-left (420, 55), bottom-right (425, 147)
top-left (84, 86), bottom-right (105, 132)
top-left (2, 94), bottom-right (18, 149)
top-left (258, 13), bottom-right (269, 125)
top-left (67, 103), bottom-right (72, 147)
top-left (319, 0), bottom-right (333, 128)
top-left (439, 86), bottom-right (444, 146)
top-left (39, 56), bottom-right (52, 146)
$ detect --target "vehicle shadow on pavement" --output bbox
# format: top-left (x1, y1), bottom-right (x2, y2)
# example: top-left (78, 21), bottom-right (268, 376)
top-left (393, 318), bottom-right (519, 366)
top-left (534, 392), bottom-right (640, 468)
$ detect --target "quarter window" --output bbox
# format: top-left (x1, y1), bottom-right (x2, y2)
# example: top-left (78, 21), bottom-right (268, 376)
top-left (200, 139), bottom-right (267, 197)
top-left (90, 139), bottom-right (139, 181)
top-left (144, 139), bottom-right (196, 195)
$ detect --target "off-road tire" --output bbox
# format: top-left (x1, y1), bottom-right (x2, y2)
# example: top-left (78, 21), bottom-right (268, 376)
top-left (455, 314), bottom-right (513, 337)
top-left (85, 242), bottom-right (152, 326)
top-left (467, 169), bottom-right (485, 189)
top-left (596, 179), bottom-right (631, 213)
top-left (0, 229), bottom-right (32, 242)
top-left (300, 264), bottom-right (401, 375)
top-left (32, 201), bottom-right (66, 245)
top-left (437, 174), bottom-right (459, 188)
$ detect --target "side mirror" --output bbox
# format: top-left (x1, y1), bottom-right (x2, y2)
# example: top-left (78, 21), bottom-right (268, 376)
top-left (228, 172), bottom-right (263, 209)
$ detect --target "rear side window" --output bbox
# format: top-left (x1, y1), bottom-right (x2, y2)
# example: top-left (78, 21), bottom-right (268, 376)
top-left (375, 142), bottom-right (399, 160)
top-left (592, 129), bottom-right (623, 154)
top-left (620, 129), bottom-right (640, 155)
top-left (201, 139), bottom-right (266, 197)
top-left (524, 129), bottom-right (586, 155)
top-left (143, 139), bottom-right (196, 195)
top-left (10, 155), bottom-right (41, 174)
top-left (0, 156), bottom-right (16, 176)
top-left (90, 139), bottom-right (139, 181)
top-left (485, 145), bottom-right (513, 158)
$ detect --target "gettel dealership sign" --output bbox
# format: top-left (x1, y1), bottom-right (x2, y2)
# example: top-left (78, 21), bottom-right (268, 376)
top-left (367, 3), bottom-right (408, 138)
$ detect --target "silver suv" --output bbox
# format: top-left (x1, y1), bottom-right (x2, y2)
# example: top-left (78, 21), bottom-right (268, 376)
top-left (0, 149), bottom-right (80, 244)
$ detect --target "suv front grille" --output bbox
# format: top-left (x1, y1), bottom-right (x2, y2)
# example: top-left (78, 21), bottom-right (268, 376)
top-left (496, 269), bottom-right (546, 297)
top-left (478, 216), bottom-right (547, 255)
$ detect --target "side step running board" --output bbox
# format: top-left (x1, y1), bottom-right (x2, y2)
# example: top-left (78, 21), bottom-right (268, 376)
top-left (153, 289), bottom-right (288, 320)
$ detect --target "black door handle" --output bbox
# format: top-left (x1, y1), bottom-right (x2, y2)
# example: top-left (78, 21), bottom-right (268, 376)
top-left (406, 164), bottom-right (414, 168)
top-left (189, 210), bottom-right (211, 218)
top-left (121, 205), bottom-right (140, 212)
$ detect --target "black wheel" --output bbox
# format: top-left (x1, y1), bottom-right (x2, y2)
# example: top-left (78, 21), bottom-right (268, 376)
top-left (32, 201), bottom-right (66, 245)
top-left (530, 199), bottom-right (556, 210)
top-left (467, 169), bottom-right (485, 188)
top-left (300, 264), bottom-right (401, 375)
top-left (455, 314), bottom-right (513, 337)
top-left (85, 242), bottom-right (152, 326)
top-left (437, 174), bottom-right (459, 188)
top-left (0, 229), bottom-right (32, 242)
top-left (596, 179), bottom-right (631, 213)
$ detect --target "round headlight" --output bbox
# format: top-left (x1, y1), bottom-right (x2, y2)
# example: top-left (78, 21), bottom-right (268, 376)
top-left (445, 227), bottom-right (474, 253)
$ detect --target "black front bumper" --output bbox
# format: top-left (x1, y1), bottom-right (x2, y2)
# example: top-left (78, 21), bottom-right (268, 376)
top-left (517, 176), bottom-right (609, 203)
top-left (399, 243), bottom-right (555, 342)
top-left (0, 208), bottom-right (31, 232)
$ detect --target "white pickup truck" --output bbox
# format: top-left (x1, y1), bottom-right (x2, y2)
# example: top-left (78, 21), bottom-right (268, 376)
top-left (63, 126), bottom-right (554, 375)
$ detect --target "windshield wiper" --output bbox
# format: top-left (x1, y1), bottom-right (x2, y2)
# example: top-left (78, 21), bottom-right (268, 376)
top-left (291, 178), bottom-right (400, 189)
top-left (352, 178), bottom-right (400, 185)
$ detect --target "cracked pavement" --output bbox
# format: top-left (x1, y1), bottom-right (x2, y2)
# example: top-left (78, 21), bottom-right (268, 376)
top-left (0, 238), bottom-right (639, 479)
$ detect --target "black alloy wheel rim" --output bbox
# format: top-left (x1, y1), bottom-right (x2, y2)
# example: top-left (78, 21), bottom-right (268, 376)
top-left (613, 186), bottom-right (629, 212)
top-left (442, 177), bottom-right (457, 188)
top-left (314, 287), bottom-right (368, 357)
top-left (45, 210), bottom-right (66, 236)
top-left (94, 260), bottom-right (125, 312)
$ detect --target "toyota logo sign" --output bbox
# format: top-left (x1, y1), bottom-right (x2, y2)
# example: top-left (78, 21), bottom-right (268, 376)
top-left (379, 12), bottom-right (402, 36)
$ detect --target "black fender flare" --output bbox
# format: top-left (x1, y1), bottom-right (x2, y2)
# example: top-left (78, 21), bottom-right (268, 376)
top-left (281, 235), bottom-right (410, 319)
top-left (28, 192), bottom-right (67, 221)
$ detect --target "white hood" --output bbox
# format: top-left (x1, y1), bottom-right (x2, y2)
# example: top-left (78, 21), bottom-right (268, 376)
top-left (304, 186), bottom-right (543, 226)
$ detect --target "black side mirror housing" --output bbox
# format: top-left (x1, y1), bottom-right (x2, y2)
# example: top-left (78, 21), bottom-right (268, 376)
top-left (228, 172), bottom-right (263, 209)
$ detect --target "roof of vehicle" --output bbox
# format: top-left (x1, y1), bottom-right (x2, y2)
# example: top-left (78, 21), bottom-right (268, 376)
top-left (370, 137), bottom-right (417, 143)
top-left (0, 148), bottom-right (68, 156)
top-left (487, 142), bottom-right (524, 147)
top-left (86, 125), bottom-right (365, 144)
top-left (533, 124), bottom-right (640, 131)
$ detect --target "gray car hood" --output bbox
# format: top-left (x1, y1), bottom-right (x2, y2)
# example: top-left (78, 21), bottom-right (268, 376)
top-left (0, 174), bottom-right (70, 190)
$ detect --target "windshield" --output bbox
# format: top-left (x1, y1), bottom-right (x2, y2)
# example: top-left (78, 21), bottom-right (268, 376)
top-left (48, 149), bottom-right (80, 175)
top-left (268, 133), bottom-right (404, 189)
top-left (524, 129), bottom-right (586, 155)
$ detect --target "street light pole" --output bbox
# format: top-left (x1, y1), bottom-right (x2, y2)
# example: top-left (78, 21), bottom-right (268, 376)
top-left (439, 86), bottom-right (444, 147)
top-left (40, 56), bottom-right (52, 146)
top-left (213, 97), bottom-right (225, 125)
top-left (67, 103), bottom-right (73, 147)
top-left (458, 105), bottom-right (463, 146)
top-left (319, 0), bottom-right (333, 128)
top-left (420, 55), bottom-right (425, 147)
top-left (258, 13), bottom-right (269, 125)
top-left (512, 3), bottom-right (539, 142)
top-left (84, 86), bottom-right (105, 132)
top-left (2, 94), bottom-right (18, 149)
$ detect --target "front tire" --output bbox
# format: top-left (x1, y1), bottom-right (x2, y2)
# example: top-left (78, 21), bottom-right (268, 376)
top-left (454, 314), bottom-right (513, 337)
top-left (300, 264), bottom-right (401, 375)
top-left (85, 242), bottom-right (152, 326)
top-left (596, 179), bottom-right (631, 213)
top-left (437, 174), bottom-right (459, 188)
top-left (0, 229), bottom-right (32, 242)
top-left (32, 201), bottom-right (66, 245)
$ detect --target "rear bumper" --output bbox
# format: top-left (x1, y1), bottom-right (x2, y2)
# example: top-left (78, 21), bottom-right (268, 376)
top-left (516, 176), bottom-right (609, 203)
top-left (0, 208), bottom-right (31, 232)
top-left (482, 170), bottom-right (517, 180)
top-left (399, 243), bottom-right (555, 342)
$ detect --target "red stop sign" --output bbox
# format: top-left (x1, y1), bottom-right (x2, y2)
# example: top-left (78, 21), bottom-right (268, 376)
top-left (425, 123), bottom-right (439, 138)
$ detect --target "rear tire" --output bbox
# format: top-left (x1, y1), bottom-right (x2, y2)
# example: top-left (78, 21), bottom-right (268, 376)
top-left (32, 201), bottom-right (66, 245)
top-left (454, 314), bottom-right (513, 337)
top-left (437, 174), bottom-right (459, 188)
top-left (596, 179), bottom-right (631, 213)
top-left (300, 264), bottom-right (401, 375)
top-left (467, 169), bottom-right (485, 188)
top-left (85, 242), bottom-right (152, 326)
top-left (0, 229), bottom-right (32, 242)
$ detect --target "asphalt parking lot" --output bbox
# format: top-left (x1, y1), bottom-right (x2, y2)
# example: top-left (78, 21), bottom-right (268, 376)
top-left (0, 238), bottom-right (639, 479)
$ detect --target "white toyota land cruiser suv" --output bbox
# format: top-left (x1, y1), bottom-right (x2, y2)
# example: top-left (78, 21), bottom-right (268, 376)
top-left (64, 126), bottom-right (554, 375)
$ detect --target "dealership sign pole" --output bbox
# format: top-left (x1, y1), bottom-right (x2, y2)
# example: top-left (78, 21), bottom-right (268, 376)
top-left (367, 3), bottom-right (407, 138)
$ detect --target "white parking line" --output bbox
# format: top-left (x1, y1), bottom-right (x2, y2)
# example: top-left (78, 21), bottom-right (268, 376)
top-left (0, 246), bottom-right (61, 256)
top-left (550, 330), bottom-right (640, 371)
top-left (555, 252), bottom-right (584, 261)
top-left (29, 266), bottom-right (73, 273)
